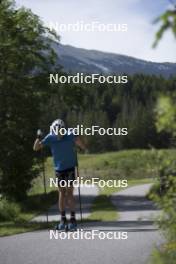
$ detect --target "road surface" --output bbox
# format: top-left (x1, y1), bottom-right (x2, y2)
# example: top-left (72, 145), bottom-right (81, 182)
top-left (32, 184), bottom-right (99, 222)
top-left (0, 184), bottom-right (163, 264)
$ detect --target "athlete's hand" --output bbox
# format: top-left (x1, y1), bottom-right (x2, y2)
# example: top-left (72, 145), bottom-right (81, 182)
top-left (37, 129), bottom-right (43, 139)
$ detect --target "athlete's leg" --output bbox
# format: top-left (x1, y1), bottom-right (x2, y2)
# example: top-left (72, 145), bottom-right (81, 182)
top-left (58, 186), bottom-right (67, 213)
top-left (67, 185), bottom-right (77, 230)
top-left (66, 186), bottom-right (75, 212)
top-left (55, 187), bottom-right (67, 230)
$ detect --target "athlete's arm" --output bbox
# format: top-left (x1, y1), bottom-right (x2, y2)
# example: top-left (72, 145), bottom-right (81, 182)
top-left (33, 138), bottom-right (43, 151)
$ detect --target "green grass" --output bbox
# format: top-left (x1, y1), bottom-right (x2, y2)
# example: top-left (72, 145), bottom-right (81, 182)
top-left (150, 243), bottom-right (176, 264)
top-left (78, 149), bottom-right (176, 180)
top-left (0, 222), bottom-right (49, 237)
top-left (32, 149), bottom-right (175, 194)
top-left (0, 191), bottom-right (58, 236)
top-left (0, 219), bottom-right (97, 237)
top-left (88, 194), bottom-right (117, 221)
top-left (102, 178), bottom-right (155, 196)
top-left (1, 149), bottom-right (172, 236)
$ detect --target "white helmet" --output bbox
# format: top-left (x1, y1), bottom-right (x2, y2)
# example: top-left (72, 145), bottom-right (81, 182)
top-left (50, 119), bottom-right (65, 136)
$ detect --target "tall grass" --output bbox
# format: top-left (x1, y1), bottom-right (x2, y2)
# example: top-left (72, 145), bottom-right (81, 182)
top-left (0, 198), bottom-right (21, 221)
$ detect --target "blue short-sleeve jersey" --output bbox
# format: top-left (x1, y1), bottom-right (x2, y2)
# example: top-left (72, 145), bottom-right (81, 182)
top-left (41, 133), bottom-right (77, 171)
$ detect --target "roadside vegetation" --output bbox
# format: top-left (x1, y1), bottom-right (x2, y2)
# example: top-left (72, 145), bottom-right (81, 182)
top-left (0, 149), bottom-right (171, 236)
top-left (0, 3), bottom-right (176, 256)
top-left (149, 156), bottom-right (176, 264)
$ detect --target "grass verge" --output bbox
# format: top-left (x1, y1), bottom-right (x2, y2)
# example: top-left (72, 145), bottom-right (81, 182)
top-left (1, 148), bottom-right (162, 236)
top-left (0, 222), bottom-right (49, 237)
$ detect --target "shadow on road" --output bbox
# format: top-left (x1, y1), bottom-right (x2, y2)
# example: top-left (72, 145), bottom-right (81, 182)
top-left (48, 194), bottom-right (100, 215)
top-left (80, 220), bottom-right (158, 232)
top-left (111, 194), bottom-right (157, 211)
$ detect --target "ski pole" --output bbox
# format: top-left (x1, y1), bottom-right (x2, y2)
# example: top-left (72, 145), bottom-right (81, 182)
top-left (37, 129), bottom-right (49, 225)
top-left (75, 150), bottom-right (83, 223)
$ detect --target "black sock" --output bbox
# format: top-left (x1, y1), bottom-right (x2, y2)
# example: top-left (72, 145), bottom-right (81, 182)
top-left (70, 211), bottom-right (75, 220)
top-left (61, 211), bottom-right (66, 221)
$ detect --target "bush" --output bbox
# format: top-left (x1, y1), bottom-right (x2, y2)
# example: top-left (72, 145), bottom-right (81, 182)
top-left (151, 245), bottom-right (176, 264)
top-left (0, 198), bottom-right (21, 221)
top-left (150, 158), bottom-right (176, 264)
top-left (0, 0), bottom-right (58, 201)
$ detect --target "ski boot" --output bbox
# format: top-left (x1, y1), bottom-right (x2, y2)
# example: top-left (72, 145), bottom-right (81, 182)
top-left (55, 218), bottom-right (68, 232)
top-left (68, 218), bottom-right (77, 231)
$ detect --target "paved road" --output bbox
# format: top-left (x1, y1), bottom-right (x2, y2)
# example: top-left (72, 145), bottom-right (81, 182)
top-left (0, 184), bottom-right (163, 264)
top-left (111, 184), bottom-right (161, 222)
top-left (32, 185), bottom-right (99, 222)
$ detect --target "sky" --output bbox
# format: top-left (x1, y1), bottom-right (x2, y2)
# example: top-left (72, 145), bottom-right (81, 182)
top-left (15, 0), bottom-right (176, 63)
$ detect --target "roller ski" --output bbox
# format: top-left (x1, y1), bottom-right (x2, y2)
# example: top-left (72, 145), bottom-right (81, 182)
top-left (68, 218), bottom-right (77, 232)
top-left (55, 218), bottom-right (68, 232)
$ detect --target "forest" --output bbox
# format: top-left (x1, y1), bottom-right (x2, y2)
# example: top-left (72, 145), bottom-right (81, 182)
top-left (41, 74), bottom-right (176, 152)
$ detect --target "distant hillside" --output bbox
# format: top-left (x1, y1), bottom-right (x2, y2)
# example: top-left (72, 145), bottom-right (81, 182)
top-left (51, 43), bottom-right (176, 78)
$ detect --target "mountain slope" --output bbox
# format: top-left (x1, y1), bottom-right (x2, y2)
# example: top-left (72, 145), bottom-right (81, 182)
top-left (52, 42), bottom-right (176, 77)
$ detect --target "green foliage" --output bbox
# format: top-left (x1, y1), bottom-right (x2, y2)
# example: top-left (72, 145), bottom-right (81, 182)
top-left (43, 149), bottom-right (172, 184)
top-left (0, 197), bottom-right (21, 221)
top-left (150, 157), bottom-right (176, 264)
top-left (151, 246), bottom-right (176, 264)
top-left (156, 96), bottom-right (176, 137)
top-left (70, 149), bottom-right (176, 180)
top-left (0, 1), bottom-right (175, 203)
top-left (43, 75), bottom-right (175, 153)
top-left (153, 5), bottom-right (176, 47)
top-left (152, 95), bottom-right (176, 263)
top-left (0, 0), bottom-right (58, 200)
top-left (151, 161), bottom-right (176, 238)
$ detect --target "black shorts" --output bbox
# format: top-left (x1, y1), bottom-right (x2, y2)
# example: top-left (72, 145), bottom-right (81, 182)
top-left (55, 167), bottom-right (75, 187)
